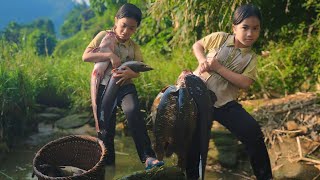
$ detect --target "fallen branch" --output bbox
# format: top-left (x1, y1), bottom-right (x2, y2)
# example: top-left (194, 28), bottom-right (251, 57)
top-left (274, 129), bottom-right (302, 134)
top-left (296, 137), bottom-right (320, 164)
top-left (272, 164), bottom-right (284, 171)
top-left (297, 137), bottom-right (303, 158)
top-left (298, 157), bottom-right (320, 165)
top-left (272, 99), bottom-right (318, 114)
top-left (277, 134), bottom-right (283, 143)
top-left (0, 171), bottom-right (14, 180)
top-left (307, 144), bottom-right (320, 156)
top-left (304, 110), bottom-right (320, 122)
top-left (313, 173), bottom-right (320, 180)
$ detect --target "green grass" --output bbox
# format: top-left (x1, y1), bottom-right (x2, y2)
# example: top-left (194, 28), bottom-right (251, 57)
top-left (0, 31), bottom-right (319, 146)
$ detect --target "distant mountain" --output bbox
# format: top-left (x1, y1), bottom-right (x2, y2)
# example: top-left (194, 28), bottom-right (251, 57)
top-left (0, 0), bottom-right (88, 36)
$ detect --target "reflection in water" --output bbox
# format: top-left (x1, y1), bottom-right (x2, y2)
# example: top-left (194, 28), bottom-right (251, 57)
top-left (0, 123), bottom-right (252, 180)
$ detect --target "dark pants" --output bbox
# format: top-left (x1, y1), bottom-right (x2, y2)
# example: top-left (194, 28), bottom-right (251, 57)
top-left (97, 84), bottom-right (156, 165)
top-left (186, 101), bottom-right (272, 180)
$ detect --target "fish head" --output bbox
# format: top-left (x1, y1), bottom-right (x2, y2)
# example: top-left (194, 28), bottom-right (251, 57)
top-left (123, 61), bottom-right (153, 72)
top-left (176, 70), bottom-right (193, 87)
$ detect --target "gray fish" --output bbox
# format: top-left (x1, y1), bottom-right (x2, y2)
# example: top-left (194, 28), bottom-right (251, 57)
top-left (35, 164), bottom-right (64, 177)
top-left (174, 85), bottom-right (197, 169)
top-left (184, 74), bottom-right (217, 180)
top-left (34, 164), bottom-right (87, 177)
top-left (153, 85), bottom-right (179, 161)
top-left (90, 31), bottom-right (116, 131)
top-left (152, 70), bottom-right (198, 170)
top-left (98, 61), bottom-right (153, 131)
top-left (59, 166), bottom-right (87, 176)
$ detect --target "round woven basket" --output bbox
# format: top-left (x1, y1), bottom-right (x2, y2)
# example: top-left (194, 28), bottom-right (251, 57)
top-left (33, 135), bottom-right (106, 180)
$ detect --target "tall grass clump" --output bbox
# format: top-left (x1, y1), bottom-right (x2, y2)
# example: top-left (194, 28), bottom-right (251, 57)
top-left (0, 40), bottom-right (47, 146)
top-left (52, 30), bottom-right (99, 111)
top-left (251, 34), bottom-right (320, 98)
top-left (48, 53), bottom-right (92, 112)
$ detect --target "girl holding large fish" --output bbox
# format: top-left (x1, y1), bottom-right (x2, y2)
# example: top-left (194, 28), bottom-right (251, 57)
top-left (191, 4), bottom-right (273, 180)
top-left (82, 3), bottom-right (164, 170)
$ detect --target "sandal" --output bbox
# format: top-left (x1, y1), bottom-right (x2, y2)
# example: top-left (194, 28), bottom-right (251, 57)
top-left (145, 157), bottom-right (164, 170)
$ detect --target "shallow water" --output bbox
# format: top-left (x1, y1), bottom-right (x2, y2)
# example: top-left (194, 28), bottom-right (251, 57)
top-left (0, 123), bottom-right (253, 180)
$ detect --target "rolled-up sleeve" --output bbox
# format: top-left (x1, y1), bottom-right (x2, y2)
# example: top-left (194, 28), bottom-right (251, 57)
top-left (242, 55), bottom-right (257, 81)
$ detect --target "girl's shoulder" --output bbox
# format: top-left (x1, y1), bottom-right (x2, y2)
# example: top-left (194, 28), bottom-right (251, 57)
top-left (127, 39), bottom-right (141, 49)
top-left (95, 29), bottom-right (113, 37)
top-left (207, 31), bottom-right (229, 39)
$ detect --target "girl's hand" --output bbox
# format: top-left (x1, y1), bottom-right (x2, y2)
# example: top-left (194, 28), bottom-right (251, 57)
top-left (199, 61), bottom-right (211, 74)
top-left (205, 56), bottom-right (223, 73)
top-left (113, 66), bottom-right (139, 85)
top-left (110, 53), bottom-right (121, 68)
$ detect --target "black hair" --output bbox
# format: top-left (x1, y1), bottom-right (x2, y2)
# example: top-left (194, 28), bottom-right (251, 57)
top-left (232, 4), bottom-right (262, 25)
top-left (115, 3), bottom-right (142, 27)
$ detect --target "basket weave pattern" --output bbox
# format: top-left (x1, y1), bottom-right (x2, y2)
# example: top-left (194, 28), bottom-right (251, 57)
top-left (33, 135), bottom-right (106, 180)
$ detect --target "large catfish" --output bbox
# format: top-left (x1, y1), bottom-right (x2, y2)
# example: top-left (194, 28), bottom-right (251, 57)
top-left (98, 61), bottom-right (153, 131)
top-left (152, 85), bottom-right (178, 161)
top-left (184, 74), bottom-right (217, 180)
top-left (152, 70), bottom-right (198, 170)
top-left (90, 31), bottom-right (116, 131)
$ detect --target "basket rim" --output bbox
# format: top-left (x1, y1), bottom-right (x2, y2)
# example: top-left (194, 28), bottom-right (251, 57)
top-left (32, 135), bottom-right (106, 179)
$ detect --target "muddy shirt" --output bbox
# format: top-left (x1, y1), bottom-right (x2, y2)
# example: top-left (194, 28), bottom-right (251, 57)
top-left (196, 32), bottom-right (257, 107)
top-left (87, 30), bottom-right (143, 85)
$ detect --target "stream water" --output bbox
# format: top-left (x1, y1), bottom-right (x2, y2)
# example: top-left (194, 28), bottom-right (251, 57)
top-left (0, 123), bottom-right (253, 180)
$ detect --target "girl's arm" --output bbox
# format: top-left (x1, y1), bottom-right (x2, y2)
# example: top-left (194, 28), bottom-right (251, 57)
top-left (193, 40), bottom-right (253, 90)
top-left (192, 40), bottom-right (207, 65)
top-left (82, 47), bottom-right (120, 64)
top-left (208, 58), bottom-right (253, 89)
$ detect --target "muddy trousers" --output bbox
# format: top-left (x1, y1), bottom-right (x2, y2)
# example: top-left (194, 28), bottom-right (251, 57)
top-left (96, 84), bottom-right (156, 165)
top-left (186, 101), bottom-right (272, 180)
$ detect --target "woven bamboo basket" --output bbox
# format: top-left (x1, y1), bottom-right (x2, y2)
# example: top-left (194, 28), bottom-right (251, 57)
top-left (32, 135), bottom-right (106, 180)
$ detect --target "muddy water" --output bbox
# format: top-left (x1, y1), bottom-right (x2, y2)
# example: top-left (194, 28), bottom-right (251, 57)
top-left (0, 123), bottom-right (253, 180)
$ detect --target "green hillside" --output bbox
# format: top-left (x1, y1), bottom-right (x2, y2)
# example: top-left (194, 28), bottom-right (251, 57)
top-left (0, 0), bottom-right (80, 37)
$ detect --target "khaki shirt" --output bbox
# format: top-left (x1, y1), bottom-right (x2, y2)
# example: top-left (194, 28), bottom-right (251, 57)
top-left (195, 32), bottom-right (257, 107)
top-left (87, 30), bottom-right (143, 85)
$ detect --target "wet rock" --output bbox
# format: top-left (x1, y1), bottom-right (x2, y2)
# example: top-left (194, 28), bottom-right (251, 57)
top-left (36, 113), bottom-right (62, 123)
top-left (69, 124), bottom-right (96, 136)
top-left (116, 166), bottom-right (185, 180)
top-left (273, 161), bottom-right (319, 179)
top-left (286, 121), bottom-right (298, 130)
top-left (269, 137), bottom-right (320, 179)
top-left (55, 113), bottom-right (91, 129)
top-left (43, 107), bottom-right (67, 116)
top-left (208, 122), bottom-right (239, 168)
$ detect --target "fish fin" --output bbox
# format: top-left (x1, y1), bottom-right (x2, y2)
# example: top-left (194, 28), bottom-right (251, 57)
top-left (91, 71), bottom-right (100, 132)
top-left (160, 85), bottom-right (170, 93)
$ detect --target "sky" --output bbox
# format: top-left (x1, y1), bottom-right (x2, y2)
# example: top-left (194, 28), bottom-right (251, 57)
top-left (72, 0), bottom-right (90, 5)
top-left (0, 0), bottom-right (90, 36)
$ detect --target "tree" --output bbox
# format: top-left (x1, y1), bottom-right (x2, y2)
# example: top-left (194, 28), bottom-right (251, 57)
top-left (61, 4), bottom-right (94, 37)
top-left (32, 19), bottom-right (55, 35)
top-left (28, 30), bottom-right (57, 56)
top-left (137, 0), bottom-right (320, 50)
top-left (2, 22), bottom-right (22, 44)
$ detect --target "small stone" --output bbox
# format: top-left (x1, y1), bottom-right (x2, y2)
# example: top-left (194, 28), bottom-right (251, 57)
top-left (286, 121), bottom-right (298, 130)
